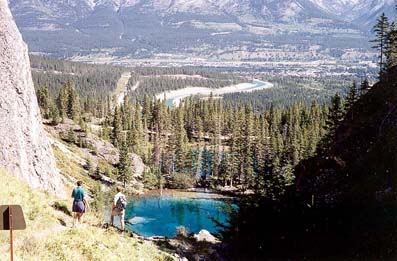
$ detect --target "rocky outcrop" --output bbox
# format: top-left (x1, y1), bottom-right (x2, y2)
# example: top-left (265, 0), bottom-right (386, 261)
top-left (0, 0), bottom-right (65, 196)
top-left (46, 119), bottom-right (146, 179)
top-left (193, 229), bottom-right (220, 244)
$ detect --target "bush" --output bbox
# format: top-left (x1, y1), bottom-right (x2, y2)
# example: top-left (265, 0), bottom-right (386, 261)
top-left (90, 185), bottom-right (115, 213)
top-left (167, 173), bottom-right (197, 189)
top-left (142, 169), bottom-right (159, 189)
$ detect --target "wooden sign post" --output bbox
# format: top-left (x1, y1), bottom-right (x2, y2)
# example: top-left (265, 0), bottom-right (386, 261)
top-left (0, 205), bottom-right (26, 261)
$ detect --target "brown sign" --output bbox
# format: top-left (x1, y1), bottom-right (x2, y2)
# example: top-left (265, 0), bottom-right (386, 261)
top-left (0, 205), bottom-right (26, 230)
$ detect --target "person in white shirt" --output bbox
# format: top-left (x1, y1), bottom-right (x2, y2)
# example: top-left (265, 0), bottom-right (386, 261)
top-left (110, 186), bottom-right (126, 231)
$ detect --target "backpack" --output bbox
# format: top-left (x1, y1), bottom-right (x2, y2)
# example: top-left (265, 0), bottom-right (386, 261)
top-left (116, 195), bottom-right (127, 210)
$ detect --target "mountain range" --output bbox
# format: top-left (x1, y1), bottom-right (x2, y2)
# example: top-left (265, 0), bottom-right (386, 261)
top-left (8, 0), bottom-right (397, 70)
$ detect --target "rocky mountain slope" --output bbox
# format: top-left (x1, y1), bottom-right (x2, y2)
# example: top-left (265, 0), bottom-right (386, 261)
top-left (353, 0), bottom-right (397, 27)
top-left (0, 0), bottom-right (65, 196)
top-left (313, 0), bottom-right (396, 25)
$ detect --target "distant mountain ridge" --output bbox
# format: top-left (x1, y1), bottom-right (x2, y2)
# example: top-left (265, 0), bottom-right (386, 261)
top-left (8, 0), bottom-right (394, 69)
top-left (11, 0), bottom-right (393, 23)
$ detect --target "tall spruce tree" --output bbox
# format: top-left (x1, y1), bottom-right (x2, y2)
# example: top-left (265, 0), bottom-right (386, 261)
top-left (371, 13), bottom-right (390, 78)
top-left (37, 86), bottom-right (51, 119)
top-left (66, 81), bottom-right (81, 120)
top-left (56, 84), bottom-right (69, 121)
top-left (112, 106), bottom-right (123, 147)
top-left (360, 78), bottom-right (371, 94)
top-left (118, 141), bottom-right (132, 187)
top-left (386, 21), bottom-right (397, 70)
top-left (345, 82), bottom-right (358, 120)
top-left (319, 93), bottom-right (344, 153)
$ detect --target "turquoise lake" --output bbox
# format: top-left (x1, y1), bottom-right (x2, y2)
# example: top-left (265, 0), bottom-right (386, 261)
top-left (123, 191), bottom-right (235, 238)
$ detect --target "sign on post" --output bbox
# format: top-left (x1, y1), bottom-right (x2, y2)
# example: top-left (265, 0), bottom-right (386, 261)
top-left (0, 205), bottom-right (26, 230)
top-left (0, 205), bottom-right (26, 261)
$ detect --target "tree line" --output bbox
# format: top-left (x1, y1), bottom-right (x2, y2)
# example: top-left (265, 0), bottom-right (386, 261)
top-left (36, 78), bottom-right (370, 196)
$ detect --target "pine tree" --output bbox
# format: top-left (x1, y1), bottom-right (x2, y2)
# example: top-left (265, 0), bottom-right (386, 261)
top-left (101, 117), bottom-right (110, 140)
top-left (151, 99), bottom-right (168, 168)
top-left (225, 113), bottom-right (240, 187)
top-left (56, 84), bottom-right (69, 122)
top-left (85, 157), bottom-right (94, 174)
top-left (360, 78), bottom-right (371, 94)
top-left (142, 94), bottom-right (152, 123)
top-left (94, 166), bottom-right (101, 179)
top-left (67, 128), bottom-right (76, 144)
top-left (173, 108), bottom-right (189, 172)
top-left (201, 146), bottom-right (212, 182)
top-left (241, 105), bottom-right (255, 188)
top-left (345, 82), bottom-right (358, 120)
top-left (371, 13), bottom-right (390, 78)
top-left (36, 86), bottom-right (51, 119)
top-left (319, 93), bottom-right (344, 153)
top-left (50, 104), bottom-right (60, 125)
top-left (386, 21), bottom-right (397, 70)
top-left (66, 81), bottom-right (81, 121)
top-left (118, 141), bottom-right (131, 187)
top-left (112, 106), bottom-right (123, 147)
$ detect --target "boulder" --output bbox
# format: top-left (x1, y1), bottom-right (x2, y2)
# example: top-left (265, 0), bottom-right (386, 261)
top-left (0, 0), bottom-right (65, 196)
top-left (193, 230), bottom-right (220, 244)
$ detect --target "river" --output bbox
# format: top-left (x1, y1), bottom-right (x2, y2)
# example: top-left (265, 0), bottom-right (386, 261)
top-left (155, 79), bottom-right (273, 107)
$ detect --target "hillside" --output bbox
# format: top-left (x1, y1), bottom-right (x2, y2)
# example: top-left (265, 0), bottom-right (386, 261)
top-left (0, 169), bottom-right (176, 261)
top-left (219, 75), bottom-right (397, 259)
top-left (296, 68), bottom-right (397, 204)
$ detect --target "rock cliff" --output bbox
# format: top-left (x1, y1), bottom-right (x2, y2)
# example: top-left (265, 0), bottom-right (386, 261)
top-left (0, 0), bottom-right (65, 196)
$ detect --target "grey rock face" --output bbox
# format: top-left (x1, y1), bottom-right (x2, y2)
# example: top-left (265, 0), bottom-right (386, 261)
top-left (0, 0), bottom-right (65, 196)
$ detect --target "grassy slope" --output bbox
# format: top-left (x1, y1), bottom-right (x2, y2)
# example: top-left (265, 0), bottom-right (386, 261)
top-left (0, 169), bottom-right (175, 261)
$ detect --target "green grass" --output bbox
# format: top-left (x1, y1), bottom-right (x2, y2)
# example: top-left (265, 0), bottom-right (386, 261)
top-left (0, 170), bottom-right (176, 261)
top-left (52, 144), bottom-right (97, 191)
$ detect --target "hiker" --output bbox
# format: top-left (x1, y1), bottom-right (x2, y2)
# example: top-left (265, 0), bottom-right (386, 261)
top-left (110, 186), bottom-right (127, 231)
top-left (71, 180), bottom-right (88, 227)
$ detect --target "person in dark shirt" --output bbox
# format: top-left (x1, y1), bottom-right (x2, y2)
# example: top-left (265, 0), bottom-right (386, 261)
top-left (71, 180), bottom-right (88, 227)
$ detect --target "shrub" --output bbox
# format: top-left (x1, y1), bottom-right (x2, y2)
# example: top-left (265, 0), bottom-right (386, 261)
top-left (142, 169), bottom-right (159, 189)
top-left (90, 185), bottom-right (115, 213)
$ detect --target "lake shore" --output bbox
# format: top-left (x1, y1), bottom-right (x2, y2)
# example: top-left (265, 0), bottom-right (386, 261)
top-left (135, 188), bottom-right (235, 199)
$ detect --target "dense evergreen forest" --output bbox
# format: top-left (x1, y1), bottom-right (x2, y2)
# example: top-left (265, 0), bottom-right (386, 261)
top-left (34, 56), bottom-right (368, 194)
top-left (31, 55), bottom-right (125, 98)
top-left (32, 52), bottom-right (373, 195)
